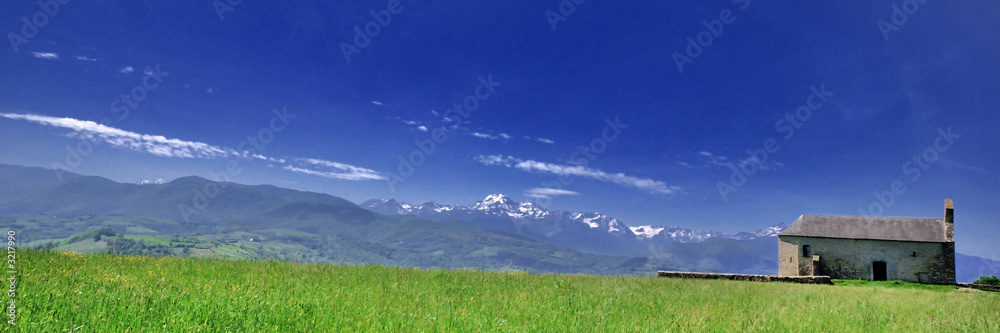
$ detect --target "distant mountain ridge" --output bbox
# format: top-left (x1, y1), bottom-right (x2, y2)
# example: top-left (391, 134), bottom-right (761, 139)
top-left (361, 194), bottom-right (788, 255)
top-left (1, 163), bottom-right (996, 281)
top-left (0, 164), bottom-right (652, 275)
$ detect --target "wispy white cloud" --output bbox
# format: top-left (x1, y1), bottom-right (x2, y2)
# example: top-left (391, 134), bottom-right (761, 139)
top-left (475, 155), bottom-right (680, 194)
top-left (523, 187), bottom-right (580, 199)
top-left (0, 113), bottom-right (231, 158)
top-left (698, 151), bottom-right (729, 167)
top-left (371, 100), bottom-right (384, 106)
top-left (286, 158), bottom-right (385, 181)
top-left (120, 66), bottom-right (134, 74)
top-left (471, 132), bottom-right (512, 140)
top-left (698, 150), bottom-right (781, 171)
top-left (417, 125), bottom-right (428, 132)
top-left (1, 112), bottom-right (383, 182)
top-left (536, 137), bottom-right (555, 144)
top-left (75, 55), bottom-right (97, 61)
top-left (32, 52), bottom-right (59, 60)
top-left (470, 132), bottom-right (498, 140)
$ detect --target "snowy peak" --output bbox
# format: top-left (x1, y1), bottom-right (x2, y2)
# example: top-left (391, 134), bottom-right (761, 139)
top-left (571, 212), bottom-right (629, 235)
top-left (470, 193), bottom-right (516, 210)
top-left (360, 198), bottom-right (462, 216)
top-left (753, 223), bottom-right (788, 237)
top-left (630, 225), bottom-right (665, 239)
top-left (483, 193), bottom-right (513, 205)
top-left (469, 194), bottom-right (529, 217)
top-left (421, 201), bottom-right (456, 213)
top-left (138, 179), bottom-right (166, 185)
top-left (378, 198), bottom-right (400, 205)
top-left (514, 201), bottom-right (549, 219)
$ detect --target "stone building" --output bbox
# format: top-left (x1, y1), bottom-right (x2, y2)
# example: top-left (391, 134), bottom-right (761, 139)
top-left (778, 199), bottom-right (955, 284)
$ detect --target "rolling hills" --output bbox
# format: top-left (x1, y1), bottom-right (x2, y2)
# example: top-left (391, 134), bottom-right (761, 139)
top-left (0, 164), bottom-right (653, 275)
top-left (2, 163), bottom-right (998, 280)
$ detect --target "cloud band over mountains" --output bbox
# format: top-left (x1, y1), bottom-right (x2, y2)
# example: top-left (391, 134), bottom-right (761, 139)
top-left (0, 112), bottom-right (383, 181)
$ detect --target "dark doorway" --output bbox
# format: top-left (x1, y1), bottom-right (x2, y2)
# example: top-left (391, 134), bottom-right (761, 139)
top-left (872, 261), bottom-right (887, 281)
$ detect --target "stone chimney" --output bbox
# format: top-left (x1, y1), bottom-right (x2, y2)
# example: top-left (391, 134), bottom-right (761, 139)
top-left (944, 199), bottom-right (954, 242)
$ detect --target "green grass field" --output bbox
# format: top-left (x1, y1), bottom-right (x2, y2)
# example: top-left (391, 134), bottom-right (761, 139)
top-left (6, 249), bottom-right (999, 332)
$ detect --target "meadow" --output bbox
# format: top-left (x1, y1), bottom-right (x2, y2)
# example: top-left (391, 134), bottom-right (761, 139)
top-left (6, 249), bottom-right (999, 332)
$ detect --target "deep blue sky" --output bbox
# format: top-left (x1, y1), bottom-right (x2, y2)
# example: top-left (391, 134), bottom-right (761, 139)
top-left (2, 1), bottom-right (998, 257)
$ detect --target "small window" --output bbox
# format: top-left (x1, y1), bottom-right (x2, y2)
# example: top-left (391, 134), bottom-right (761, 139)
top-left (802, 245), bottom-right (811, 257)
top-left (912, 251), bottom-right (917, 257)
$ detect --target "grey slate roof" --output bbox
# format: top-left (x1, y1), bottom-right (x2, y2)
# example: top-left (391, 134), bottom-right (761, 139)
top-left (779, 214), bottom-right (949, 243)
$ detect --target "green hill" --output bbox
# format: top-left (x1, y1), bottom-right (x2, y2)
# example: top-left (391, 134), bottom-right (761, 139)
top-left (0, 164), bottom-right (653, 274)
top-left (9, 249), bottom-right (999, 331)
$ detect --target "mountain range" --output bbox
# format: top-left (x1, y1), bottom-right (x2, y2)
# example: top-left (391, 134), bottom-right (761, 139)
top-left (362, 195), bottom-right (786, 255)
top-left (1, 163), bottom-right (997, 281)
top-left (0, 164), bottom-right (660, 274)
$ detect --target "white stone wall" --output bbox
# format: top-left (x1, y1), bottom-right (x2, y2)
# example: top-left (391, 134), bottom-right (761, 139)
top-left (778, 236), bottom-right (954, 283)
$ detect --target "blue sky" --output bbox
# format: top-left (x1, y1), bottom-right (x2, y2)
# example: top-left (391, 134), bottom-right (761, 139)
top-left (1, 1), bottom-right (998, 257)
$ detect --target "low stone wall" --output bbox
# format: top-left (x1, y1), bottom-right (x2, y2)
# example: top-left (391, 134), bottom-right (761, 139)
top-left (657, 271), bottom-right (834, 285)
top-left (957, 283), bottom-right (1000, 292)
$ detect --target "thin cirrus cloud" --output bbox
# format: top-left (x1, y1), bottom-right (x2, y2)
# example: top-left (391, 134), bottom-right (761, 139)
top-left (698, 150), bottom-right (782, 171)
top-left (523, 187), bottom-right (580, 199)
top-left (0, 112), bottom-right (383, 181)
top-left (284, 158), bottom-right (385, 181)
top-left (470, 132), bottom-right (512, 140)
top-left (31, 52), bottom-right (59, 60)
top-left (475, 155), bottom-right (680, 194)
top-left (0, 113), bottom-right (231, 158)
top-left (470, 132), bottom-right (498, 140)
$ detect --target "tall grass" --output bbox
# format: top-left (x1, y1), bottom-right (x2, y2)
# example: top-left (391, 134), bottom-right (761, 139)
top-left (7, 249), bottom-right (1000, 332)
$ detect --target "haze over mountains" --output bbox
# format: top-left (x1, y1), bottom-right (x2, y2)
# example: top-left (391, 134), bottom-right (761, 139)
top-left (1, 163), bottom-right (997, 281)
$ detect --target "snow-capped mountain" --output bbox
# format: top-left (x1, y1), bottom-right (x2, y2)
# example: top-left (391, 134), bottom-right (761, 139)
top-left (361, 194), bottom-right (789, 255)
top-left (631, 223), bottom-right (790, 242)
top-left (629, 225), bottom-right (721, 243)
top-left (364, 198), bottom-right (459, 216)
top-left (138, 179), bottom-right (166, 185)
top-left (729, 223), bottom-right (789, 240)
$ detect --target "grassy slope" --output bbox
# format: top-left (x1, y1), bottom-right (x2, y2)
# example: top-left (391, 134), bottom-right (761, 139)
top-left (8, 214), bottom-right (653, 275)
top-left (10, 250), bottom-right (1000, 332)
